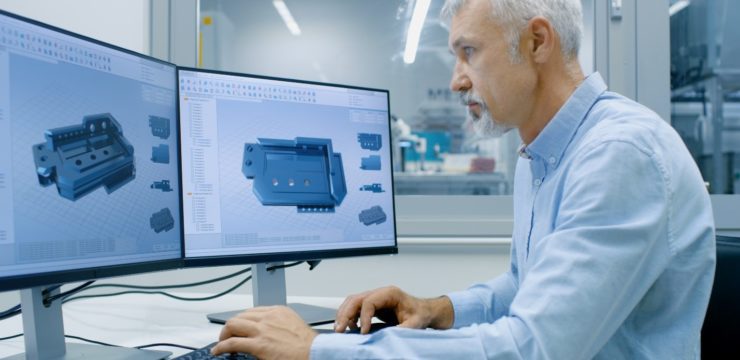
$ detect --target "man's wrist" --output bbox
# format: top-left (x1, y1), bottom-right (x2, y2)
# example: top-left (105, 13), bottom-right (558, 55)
top-left (426, 295), bottom-right (454, 329)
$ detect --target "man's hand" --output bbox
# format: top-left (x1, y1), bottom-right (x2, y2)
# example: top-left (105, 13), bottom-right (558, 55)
top-left (333, 286), bottom-right (454, 334)
top-left (211, 306), bottom-right (317, 360)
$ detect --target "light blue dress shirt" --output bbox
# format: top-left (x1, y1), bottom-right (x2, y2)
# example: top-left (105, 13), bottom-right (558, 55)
top-left (311, 73), bottom-right (716, 359)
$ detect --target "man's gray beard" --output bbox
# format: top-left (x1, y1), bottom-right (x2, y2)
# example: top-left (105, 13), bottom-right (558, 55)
top-left (465, 104), bottom-right (513, 138)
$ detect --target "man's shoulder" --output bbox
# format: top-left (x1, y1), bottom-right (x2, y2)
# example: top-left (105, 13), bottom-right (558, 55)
top-left (576, 92), bottom-right (677, 156)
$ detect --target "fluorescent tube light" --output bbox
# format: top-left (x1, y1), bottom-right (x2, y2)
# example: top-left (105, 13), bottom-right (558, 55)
top-left (273, 0), bottom-right (301, 36)
top-left (403, 0), bottom-right (432, 64)
top-left (669, 0), bottom-right (690, 16)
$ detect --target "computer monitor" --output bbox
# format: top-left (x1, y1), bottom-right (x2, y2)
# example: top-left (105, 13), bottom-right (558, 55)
top-left (0, 10), bottom-right (181, 359)
top-left (177, 67), bottom-right (397, 324)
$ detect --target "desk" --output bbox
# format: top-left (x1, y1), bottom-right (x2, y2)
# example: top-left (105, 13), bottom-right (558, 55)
top-left (0, 293), bottom-right (344, 358)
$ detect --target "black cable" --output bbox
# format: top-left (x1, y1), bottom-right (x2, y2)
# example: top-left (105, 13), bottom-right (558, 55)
top-left (41, 284), bottom-right (62, 296)
top-left (64, 274), bottom-right (253, 303)
top-left (307, 260), bottom-right (322, 270)
top-left (1, 267), bottom-right (255, 321)
top-left (0, 333), bottom-right (22, 341)
top-left (1, 284), bottom-right (62, 321)
top-left (44, 281), bottom-right (95, 306)
top-left (80, 266), bottom-right (251, 291)
top-left (268, 261), bottom-right (303, 271)
top-left (62, 261), bottom-right (303, 303)
top-left (3, 262), bottom-right (305, 322)
top-left (0, 305), bottom-right (21, 321)
top-left (136, 342), bottom-right (198, 351)
top-left (64, 334), bottom-right (119, 347)
top-left (0, 332), bottom-right (199, 352)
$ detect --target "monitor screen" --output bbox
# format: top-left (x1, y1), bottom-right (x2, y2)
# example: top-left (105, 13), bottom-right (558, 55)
top-left (0, 10), bottom-right (182, 291)
top-left (178, 68), bottom-right (397, 265)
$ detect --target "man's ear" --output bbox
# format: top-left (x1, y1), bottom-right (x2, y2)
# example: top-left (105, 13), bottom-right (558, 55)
top-left (527, 16), bottom-right (556, 64)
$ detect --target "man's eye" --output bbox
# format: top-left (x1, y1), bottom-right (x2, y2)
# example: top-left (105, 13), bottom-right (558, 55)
top-left (463, 47), bottom-right (474, 58)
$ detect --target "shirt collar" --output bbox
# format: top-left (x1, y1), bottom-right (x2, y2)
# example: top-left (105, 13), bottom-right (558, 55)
top-left (521, 72), bottom-right (608, 167)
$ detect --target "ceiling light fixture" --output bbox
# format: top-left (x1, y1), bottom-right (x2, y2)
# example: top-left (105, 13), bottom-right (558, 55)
top-left (403, 0), bottom-right (431, 64)
top-left (273, 0), bottom-right (301, 36)
top-left (669, 0), bottom-right (690, 16)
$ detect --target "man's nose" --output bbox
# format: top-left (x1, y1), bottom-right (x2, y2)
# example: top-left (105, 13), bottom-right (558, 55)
top-left (450, 63), bottom-right (471, 92)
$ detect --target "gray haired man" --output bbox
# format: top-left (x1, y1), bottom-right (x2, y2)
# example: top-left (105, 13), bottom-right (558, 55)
top-left (212, 0), bottom-right (715, 358)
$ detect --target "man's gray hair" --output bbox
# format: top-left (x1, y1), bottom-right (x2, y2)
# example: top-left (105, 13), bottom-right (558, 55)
top-left (442, 0), bottom-right (583, 62)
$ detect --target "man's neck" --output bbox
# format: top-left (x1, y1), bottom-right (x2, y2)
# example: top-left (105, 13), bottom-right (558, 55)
top-left (519, 61), bottom-right (585, 145)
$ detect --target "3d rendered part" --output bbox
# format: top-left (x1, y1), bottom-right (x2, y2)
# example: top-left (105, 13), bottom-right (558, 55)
top-left (359, 206), bottom-right (387, 226)
top-left (357, 133), bottom-right (382, 151)
top-left (360, 155), bottom-right (381, 171)
top-left (150, 208), bottom-right (174, 233)
top-left (33, 113), bottom-right (135, 201)
top-left (151, 180), bottom-right (173, 192)
top-left (151, 144), bottom-right (170, 164)
top-left (149, 116), bottom-right (171, 140)
top-left (359, 183), bottom-right (385, 193)
top-left (242, 137), bottom-right (347, 212)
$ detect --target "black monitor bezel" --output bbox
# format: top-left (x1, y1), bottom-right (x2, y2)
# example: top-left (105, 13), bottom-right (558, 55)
top-left (177, 67), bottom-right (399, 268)
top-left (0, 9), bottom-right (185, 292)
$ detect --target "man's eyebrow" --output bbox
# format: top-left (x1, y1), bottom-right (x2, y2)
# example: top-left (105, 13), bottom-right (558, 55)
top-left (450, 36), bottom-right (471, 53)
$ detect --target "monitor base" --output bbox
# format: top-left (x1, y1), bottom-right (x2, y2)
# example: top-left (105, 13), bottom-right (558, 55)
top-left (207, 302), bottom-right (336, 326)
top-left (2, 343), bottom-right (170, 360)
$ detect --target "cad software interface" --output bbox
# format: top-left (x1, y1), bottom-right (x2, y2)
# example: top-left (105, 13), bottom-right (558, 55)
top-left (179, 70), bottom-right (396, 258)
top-left (0, 13), bottom-right (181, 278)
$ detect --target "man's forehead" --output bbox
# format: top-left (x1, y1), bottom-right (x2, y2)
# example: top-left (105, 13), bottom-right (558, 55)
top-left (447, 0), bottom-right (495, 50)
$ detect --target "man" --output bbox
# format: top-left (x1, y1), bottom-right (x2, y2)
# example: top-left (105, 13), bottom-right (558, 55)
top-left (212, 0), bottom-right (716, 358)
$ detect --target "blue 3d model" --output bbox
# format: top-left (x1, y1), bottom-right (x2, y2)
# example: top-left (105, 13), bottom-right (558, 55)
top-left (151, 180), bottom-right (173, 192)
top-left (149, 116), bottom-right (171, 140)
top-left (242, 137), bottom-right (347, 213)
top-left (359, 206), bottom-right (387, 225)
top-left (33, 113), bottom-right (135, 201)
top-left (360, 155), bottom-right (381, 171)
top-left (150, 208), bottom-right (175, 233)
top-left (359, 183), bottom-right (385, 193)
top-left (357, 133), bottom-right (382, 151)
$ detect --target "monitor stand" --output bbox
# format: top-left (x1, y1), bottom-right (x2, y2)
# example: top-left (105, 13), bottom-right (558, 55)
top-left (2, 286), bottom-right (170, 360)
top-left (207, 262), bottom-right (337, 326)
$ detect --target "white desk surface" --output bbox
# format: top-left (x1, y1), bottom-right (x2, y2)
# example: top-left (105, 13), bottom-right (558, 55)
top-left (0, 292), bottom-right (345, 358)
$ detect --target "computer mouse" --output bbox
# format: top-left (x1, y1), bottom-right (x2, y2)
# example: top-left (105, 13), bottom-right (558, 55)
top-left (345, 322), bottom-right (394, 334)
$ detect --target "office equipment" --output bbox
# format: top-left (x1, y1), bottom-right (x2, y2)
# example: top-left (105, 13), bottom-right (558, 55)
top-left (0, 9), bottom-right (181, 360)
top-left (0, 292), bottom-right (345, 358)
top-left (178, 68), bottom-right (397, 325)
top-left (173, 343), bottom-right (257, 360)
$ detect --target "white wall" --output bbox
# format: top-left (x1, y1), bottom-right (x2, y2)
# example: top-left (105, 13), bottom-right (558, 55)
top-left (0, 0), bottom-right (150, 54)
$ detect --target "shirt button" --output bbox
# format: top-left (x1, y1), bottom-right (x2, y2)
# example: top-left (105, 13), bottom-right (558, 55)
top-left (548, 157), bottom-right (556, 164)
top-left (534, 179), bottom-right (542, 186)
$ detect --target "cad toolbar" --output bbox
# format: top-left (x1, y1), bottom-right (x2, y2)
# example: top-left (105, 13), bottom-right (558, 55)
top-left (180, 77), bottom-right (318, 104)
top-left (0, 15), bottom-right (175, 90)
top-left (0, 23), bottom-right (111, 72)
